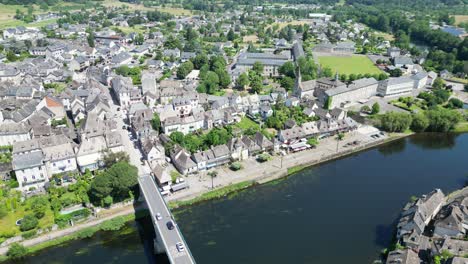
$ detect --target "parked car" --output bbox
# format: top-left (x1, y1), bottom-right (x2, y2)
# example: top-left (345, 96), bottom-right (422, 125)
top-left (176, 242), bottom-right (185, 252)
top-left (166, 220), bottom-right (175, 230)
top-left (156, 213), bottom-right (162, 221)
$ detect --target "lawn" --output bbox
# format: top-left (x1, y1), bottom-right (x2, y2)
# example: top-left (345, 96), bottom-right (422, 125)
top-left (234, 117), bottom-right (260, 131)
top-left (102, 0), bottom-right (193, 16)
top-left (0, 204), bottom-right (55, 238)
top-left (453, 15), bottom-right (468, 26)
top-left (318, 55), bottom-right (382, 75)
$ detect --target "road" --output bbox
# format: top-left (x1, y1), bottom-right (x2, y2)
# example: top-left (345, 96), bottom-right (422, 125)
top-left (139, 174), bottom-right (196, 264)
top-left (109, 100), bottom-right (195, 263)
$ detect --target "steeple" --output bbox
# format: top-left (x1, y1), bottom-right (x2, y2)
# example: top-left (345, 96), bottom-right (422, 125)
top-left (334, 71), bottom-right (339, 81)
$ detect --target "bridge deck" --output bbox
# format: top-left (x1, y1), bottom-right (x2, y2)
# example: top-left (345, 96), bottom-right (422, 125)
top-left (139, 174), bottom-right (196, 264)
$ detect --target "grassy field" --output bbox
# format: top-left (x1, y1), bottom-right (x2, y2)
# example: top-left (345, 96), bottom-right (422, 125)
top-left (0, 205), bottom-right (55, 237)
top-left (318, 55), bottom-right (382, 75)
top-left (102, 0), bottom-right (192, 15)
top-left (453, 15), bottom-right (468, 25)
top-left (243, 34), bottom-right (259, 43)
top-left (374, 31), bottom-right (395, 41)
top-left (269, 20), bottom-right (308, 31)
top-left (234, 117), bottom-right (260, 131)
top-left (454, 122), bottom-right (468, 133)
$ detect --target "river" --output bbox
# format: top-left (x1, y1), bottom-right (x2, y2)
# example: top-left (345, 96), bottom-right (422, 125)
top-left (7, 133), bottom-right (468, 264)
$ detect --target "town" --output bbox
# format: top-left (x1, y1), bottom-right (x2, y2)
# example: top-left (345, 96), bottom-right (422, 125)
top-left (0, 0), bottom-right (466, 262)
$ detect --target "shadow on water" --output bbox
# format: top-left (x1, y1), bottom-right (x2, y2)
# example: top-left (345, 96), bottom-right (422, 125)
top-left (374, 217), bottom-right (399, 248)
top-left (409, 133), bottom-right (459, 150)
top-left (377, 138), bottom-right (407, 156)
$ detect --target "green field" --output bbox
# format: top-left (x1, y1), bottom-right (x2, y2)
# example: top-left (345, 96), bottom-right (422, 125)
top-left (318, 55), bottom-right (382, 75)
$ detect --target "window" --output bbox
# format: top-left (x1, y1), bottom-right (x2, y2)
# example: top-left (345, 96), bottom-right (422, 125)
top-left (32, 175), bottom-right (36, 180)
top-left (23, 177), bottom-right (27, 182)
top-left (68, 160), bottom-right (71, 164)
top-left (53, 163), bottom-right (56, 166)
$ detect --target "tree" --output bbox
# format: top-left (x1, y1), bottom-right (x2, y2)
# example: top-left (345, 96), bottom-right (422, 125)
top-left (102, 151), bottom-right (130, 168)
top-left (208, 171), bottom-right (218, 189)
top-left (279, 61), bottom-right (295, 78)
top-left (30, 196), bottom-right (49, 219)
top-left (151, 113), bottom-right (161, 132)
top-left (432, 78), bottom-right (445, 89)
top-left (6, 243), bottom-right (28, 259)
top-left (447, 98), bottom-right (464, 109)
top-left (371, 102), bottom-right (380, 115)
top-left (89, 174), bottom-right (113, 205)
top-left (106, 162), bottom-right (139, 200)
top-left (250, 74), bottom-right (263, 94)
top-left (103, 195), bottom-right (113, 207)
top-left (280, 76), bottom-right (295, 91)
top-left (411, 113), bottom-right (430, 132)
top-left (322, 67), bottom-right (333, 78)
top-left (335, 133), bottom-right (345, 152)
top-left (216, 69), bottom-right (231, 88)
top-left (425, 108), bottom-right (462, 132)
top-left (134, 33), bottom-right (144, 45)
top-left (176, 61), bottom-right (194, 79)
top-left (360, 105), bottom-right (371, 113)
top-left (191, 53), bottom-right (209, 69)
top-left (307, 137), bottom-right (318, 147)
top-left (86, 30), bottom-right (95, 48)
top-left (389, 68), bottom-right (402, 77)
top-left (379, 112), bottom-right (413, 132)
top-left (20, 214), bottom-right (38, 231)
top-left (252, 61), bottom-right (264, 75)
top-left (227, 29), bottom-right (235, 41)
top-left (236, 72), bottom-right (249, 89)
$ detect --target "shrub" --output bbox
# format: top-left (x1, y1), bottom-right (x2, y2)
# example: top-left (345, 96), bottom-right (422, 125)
top-left (229, 162), bottom-right (242, 171)
top-left (100, 216), bottom-right (126, 231)
top-left (257, 153), bottom-right (271, 163)
top-left (20, 214), bottom-right (38, 232)
top-left (21, 230), bottom-right (36, 239)
top-left (55, 208), bottom-right (91, 228)
top-left (6, 243), bottom-right (28, 259)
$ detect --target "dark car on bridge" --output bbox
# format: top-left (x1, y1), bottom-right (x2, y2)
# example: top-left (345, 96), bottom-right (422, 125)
top-left (166, 221), bottom-right (175, 230)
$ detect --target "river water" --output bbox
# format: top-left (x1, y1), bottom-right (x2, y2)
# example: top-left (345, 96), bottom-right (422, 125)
top-left (7, 133), bottom-right (468, 264)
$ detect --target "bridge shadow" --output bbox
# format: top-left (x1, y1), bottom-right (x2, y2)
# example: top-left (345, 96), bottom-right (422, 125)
top-left (133, 203), bottom-right (170, 264)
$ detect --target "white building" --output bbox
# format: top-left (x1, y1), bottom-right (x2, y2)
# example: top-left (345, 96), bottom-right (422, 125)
top-left (12, 151), bottom-right (48, 192)
top-left (324, 78), bottom-right (379, 108)
top-left (0, 123), bottom-right (31, 146)
top-left (377, 77), bottom-right (415, 97)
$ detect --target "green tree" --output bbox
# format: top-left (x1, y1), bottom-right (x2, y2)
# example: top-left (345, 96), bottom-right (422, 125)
top-left (379, 112), bottom-right (413, 132)
top-left (250, 74), bottom-right (263, 94)
top-left (411, 113), bottom-right (430, 132)
top-left (87, 30), bottom-right (95, 48)
top-left (279, 61), bottom-right (295, 78)
top-left (151, 113), bottom-right (161, 132)
top-left (360, 105), bottom-right (371, 113)
top-left (322, 67), bottom-right (333, 78)
top-left (29, 196), bottom-right (49, 219)
top-left (176, 61), bottom-right (194, 79)
top-left (307, 137), bottom-right (318, 147)
top-left (227, 28), bottom-right (235, 41)
top-left (280, 76), bottom-right (295, 91)
top-left (432, 78), bottom-right (445, 89)
top-left (6, 243), bottom-right (28, 259)
top-left (335, 132), bottom-right (345, 152)
top-left (208, 171), bottom-right (218, 189)
top-left (105, 162), bottom-right (138, 200)
top-left (447, 98), bottom-right (464, 109)
top-left (252, 61), bottom-right (264, 75)
top-left (103, 195), bottom-right (113, 207)
top-left (425, 108), bottom-right (462, 132)
top-left (371, 102), bottom-right (380, 115)
top-left (20, 214), bottom-right (38, 231)
top-left (89, 174), bottom-right (113, 205)
top-left (236, 72), bottom-right (249, 89)
top-left (102, 151), bottom-right (130, 168)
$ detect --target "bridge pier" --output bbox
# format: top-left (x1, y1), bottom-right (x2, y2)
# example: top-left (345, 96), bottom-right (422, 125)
top-left (153, 233), bottom-right (166, 254)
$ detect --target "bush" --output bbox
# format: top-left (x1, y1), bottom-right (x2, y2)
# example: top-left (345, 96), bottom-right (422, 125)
top-left (411, 113), bottom-right (430, 132)
top-left (20, 214), bottom-right (38, 232)
top-left (6, 243), bottom-right (28, 259)
top-left (55, 208), bottom-right (91, 228)
top-left (229, 162), bottom-right (242, 171)
top-left (257, 153), bottom-right (271, 163)
top-left (100, 216), bottom-right (126, 231)
top-left (379, 112), bottom-right (413, 132)
top-left (21, 230), bottom-right (36, 239)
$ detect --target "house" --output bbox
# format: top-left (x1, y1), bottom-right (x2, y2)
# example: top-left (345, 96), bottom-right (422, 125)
top-left (411, 71), bottom-right (429, 90)
top-left (433, 203), bottom-right (467, 238)
top-left (163, 48), bottom-right (181, 58)
top-left (142, 139), bottom-right (165, 164)
top-left (171, 146), bottom-right (197, 175)
top-left (254, 132), bottom-right (273, 152)
top-left (235, 52), bottom-right (290, 77)
top-left (387, 47), bottom-right (401, 58)
top-left (111, 76), bottom-right (140, 109)
top-left (192, 144), bottom-right (231, 170)
top-left (12, 150), bottom-right (48, 192)
top-left (0, 123), bottom-right (31, 146)
top-left (227, 137), bottom-right (249, 161)
top-left (36, 96), bottom-right (67, 120)
top-left (386, 249), bottom-right (419, 264)
top-left (394, 56), bottom-right (414, 72)
top-left (397, 189), bottom-right (445, 248)
top-left (151, 163), bottom-right (171, 187)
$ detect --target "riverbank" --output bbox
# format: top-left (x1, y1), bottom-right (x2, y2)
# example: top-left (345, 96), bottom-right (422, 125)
top-left (0, 131), bottom-right (411, 260)
top-left (0, 204), bottom-right (150, 261)
top-left (168, 131), bottom-right (412, 208)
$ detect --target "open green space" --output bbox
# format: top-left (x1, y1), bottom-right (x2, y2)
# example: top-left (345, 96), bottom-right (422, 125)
top-left (318, 55), bottom-right (382, 75)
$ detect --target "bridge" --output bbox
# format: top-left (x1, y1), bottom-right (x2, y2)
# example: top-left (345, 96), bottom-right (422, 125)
top-left (138, 174), bottom-right (196, 264)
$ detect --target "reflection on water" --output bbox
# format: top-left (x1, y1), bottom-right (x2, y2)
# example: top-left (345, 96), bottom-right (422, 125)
top-left (377, 138), bottom-right (407, 156)
top-left (409, 133), bottom-right (459, 150)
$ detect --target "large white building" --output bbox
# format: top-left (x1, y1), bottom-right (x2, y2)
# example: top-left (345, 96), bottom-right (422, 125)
top-left (324, 78), bottom-right (379, 108)
top-left (0, 123), bottom-right (31, 146)
top-left (234, 52), bottom-right (290, 77)
top-left (12, 150), bottom-right (48, 192)
top-left (377, 76), bottom-right (415, 97)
